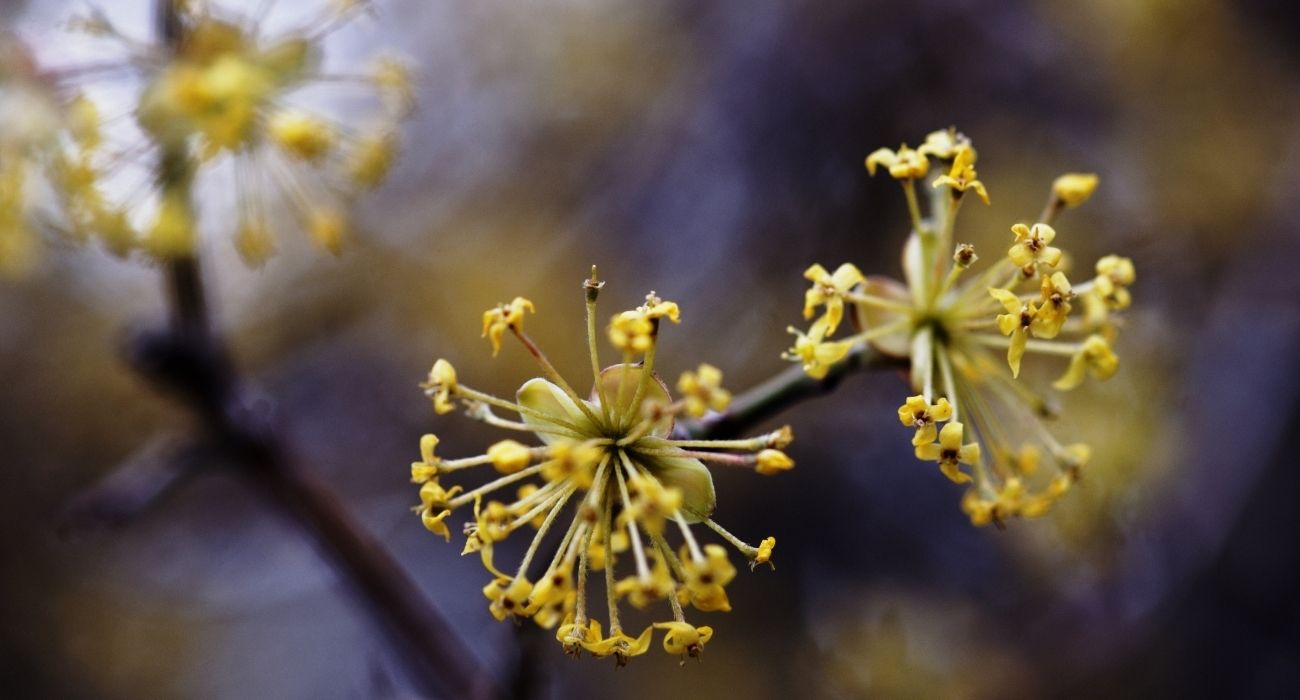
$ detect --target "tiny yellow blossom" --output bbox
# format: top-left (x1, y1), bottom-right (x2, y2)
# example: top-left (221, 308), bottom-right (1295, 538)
top-left (916, 127), bottom-right (971, 160)
top-left (1032, 271), bottom-right (1073, 339)
top-left (932, 146), bottom-right (989, 204)
top-left (420, 508), bottom-right (453, 541)
top-left (422, 359), bottom-right (458, 414)
top-left (411, 434), bottom-right (442, 482)
top-left (784, 318), bottom-right (854, 380)
top-left (1008, 223), bottom-right (1063, 268)
top-left (269, 111), bottom-right (337, 162)
top-left (755, 449), bottom-right (795, 476)
top-left (1052, 334), bottom-right (1119, 390)
top-left (897, 395), bottom-right (953, 447)
top-left (640, 292), bottom-right (682, 323)
top-left (653, 621), bottom-right (714, 658)
top-left (487, 439), bottom-right (532, 474)
top-left (753, 536), bottom-right (776, 567)
top-left (803, 262), bottom-right (865, 333)
top-left (482, 297), bottom-right (536, 356)
top-left (1052, 173), bottom-right (1099, 208)
top-left (990, 287), bottom-right (1037, 377)
top-left (485, 576), bottom-right (534, 621)
top-left (677, 364), bottom-right (732, 418)
top-left (609, 309), bottom-right (655, 353)
top-left (915, 422), bottom-right (980, 484)
top-left (865, 144), bottom-right (929, 180)
top-left (584, 626), bottom-right (654, 665)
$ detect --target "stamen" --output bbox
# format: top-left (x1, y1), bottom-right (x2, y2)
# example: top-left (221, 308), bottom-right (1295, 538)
top-left (447, 462), bottom-right (548, 509)
top-left (615, 451), bottom-right (651, 580)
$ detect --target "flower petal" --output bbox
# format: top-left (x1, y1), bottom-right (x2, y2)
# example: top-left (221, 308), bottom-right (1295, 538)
top-left (517, 378), bottom-right (598, 444)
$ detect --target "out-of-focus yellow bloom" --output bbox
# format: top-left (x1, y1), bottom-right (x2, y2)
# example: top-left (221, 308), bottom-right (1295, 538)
top-left (421, 359), bottom-right (459, 414)
top-left (677, 364), bottom-right (732, 418)
top-left (755, 449), bottom-right (795, 476)
top-left (411, 270), bottom-right (787, 662)
top-left (932, 146), bottom-right (989, 204)
top-left (916, 126), bottom-right (971, 160)
top-left (1052, 173), bottom-right (1099, 208)
top-left (487, 439), bottom-right (532, 474)
top-left (35, 1), bottom-right (414, 263)
top-left (865, 144), bottom-right (930, 180)
top-left (803, 262), bottom-right (865, 333)
top-left (482, 297), bottom-right (536, 356)
top-left (1052, 334), bottom-right (1119, 390)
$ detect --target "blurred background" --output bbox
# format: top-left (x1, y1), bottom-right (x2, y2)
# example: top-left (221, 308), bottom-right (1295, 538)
top-left (3, 0), bottom-right (1300, 697)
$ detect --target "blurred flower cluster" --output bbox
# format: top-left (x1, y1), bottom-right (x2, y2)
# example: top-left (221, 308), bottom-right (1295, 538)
top-left (0, 0), bottom-right (411, 271)
top-left (788, 128), bottom-right (1136, 527)
top-left (411, 269), bottom-right (790, 664)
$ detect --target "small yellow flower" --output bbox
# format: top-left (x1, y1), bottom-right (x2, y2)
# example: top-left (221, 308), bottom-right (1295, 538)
top-left (755, 449), bottom-right (795, 476)
top-left (1052, 334), bottom-right (1118, 390)
top-left (584, 626), bottom-right (654, 665)
top-left (268, 111), bottom-right (336, 162)
top-left (1052, 173), bottom-right (1099, 208)
top-left (677, 364), bottom-right (732, 418)
top-left (640, 292), bottom-right (682, 323)
top-left (422, 359), bottom-right (458, 414)
top-left (485, 576), bottom-right (534, 621)
top-left (411, 434), bottom-right (442, 482)
top-left (784, 318), bottom-right (854, 380)
top-left (753, 536), bottom-right (776, 567)
top-left (1008, 223), bottom-right (1063, 268)
top-left (482, 297), bottom-right (536, 356)
top-left (487, 439), bottom-right (532, 474)
top-left (865, 144), bottom-right (929, 180)
top-left (1032, 271), bottom-right (1073, 339)
top-left (802, 262), bottom-right (865, 334)
top-left (897, 395), bottom-right (953, 447)
top-left (916, 127), bottom-right (971, 160)
top-left (1093, 254), bottom-right (1136, 310)
top-left (557, 616), bottom-right (603, 655)
top-left (915, 422), bottom-right (980, 484)
top-left (990, 287), bottom-right (1037, 377)
top-left (680, 544), bottom-right (737, 613)
top-left (420, 508), bottom-right (453, 541)
top-left (653, 621), bottom-right (714, 658)
top-left (932, 146), bottom-right (989, 204)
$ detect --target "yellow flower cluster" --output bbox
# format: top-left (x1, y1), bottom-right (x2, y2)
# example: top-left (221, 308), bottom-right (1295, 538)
top-left (8, 1), bottom-right (411, 267)
top-left (789, 127), bottom-right (1135, 527)
top-left (411, 268), bottom-right (788, 663)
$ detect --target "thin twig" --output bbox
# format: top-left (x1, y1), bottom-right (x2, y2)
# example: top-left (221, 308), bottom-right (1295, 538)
top-left (679, 344), bottom-right (906, 440)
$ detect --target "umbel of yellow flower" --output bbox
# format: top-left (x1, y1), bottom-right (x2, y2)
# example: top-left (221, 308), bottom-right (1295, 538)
top-left (787, 128), bottom-right (1136, 526)
top-left (0, 37), bottom-right (135, 271)
top-left (411, 267), bottom-right (789, 664)
top-left (43, 0), bottom-right (413, 265)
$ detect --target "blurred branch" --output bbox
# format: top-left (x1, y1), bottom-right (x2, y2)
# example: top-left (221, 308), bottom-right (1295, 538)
top-left (56, 433), bottom-right (207, 536)
top-left (680, 344), bottom-right (907, 440)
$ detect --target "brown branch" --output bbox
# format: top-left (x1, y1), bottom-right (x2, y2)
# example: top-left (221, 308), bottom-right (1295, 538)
top-left (679, 344), bottom-right (906, 440)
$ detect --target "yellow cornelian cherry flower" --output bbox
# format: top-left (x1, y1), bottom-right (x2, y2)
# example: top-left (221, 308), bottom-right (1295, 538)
top-left (932, 145), bottom-right (990, 204)
top-left (482, 297), bottom-right (536, 357)
top-left (24, 0), bottom-right (413, 265)
top-left (676, 364), bottom-right (732, 418)
top-left (782, 317), bottom-right (861, 380)
top-left (803, 262), bottom-right (866, 334)
top-left (1008, 223), bottom-right (1063, 268)
top-left (915, 422), bottom-right (980, 484)
top-left (897, 395), bottom-right (953, 447)
top-left (865, 144), bottom-right (930, 180)
top-left (783, 129), bottom-right (1136, 526)
top-left (410, 267), bottom-right (789, 662)
top-left (653, 621), bottom-right (714, 661)
top-left (916, 126), bottom-right (972, 160)
top-left (1051, 173), bottom-right (1099, 208)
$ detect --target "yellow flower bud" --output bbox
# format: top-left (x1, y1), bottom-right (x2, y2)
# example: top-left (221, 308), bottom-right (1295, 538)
top-left (1052, 173), bottom-right (1099, 208)
top-left (487, 439), bottom-right (531, 474)
top-left (755, 449), bottom-right (794, 475)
